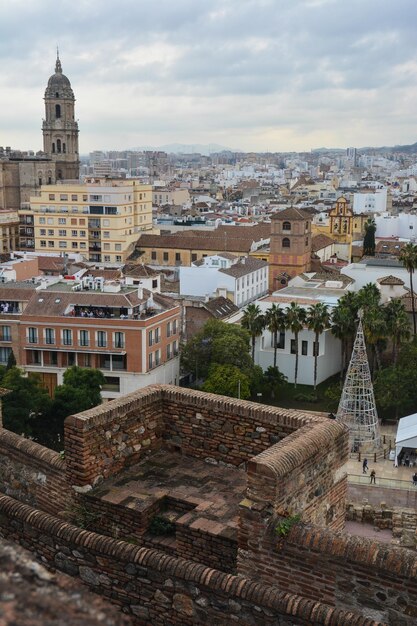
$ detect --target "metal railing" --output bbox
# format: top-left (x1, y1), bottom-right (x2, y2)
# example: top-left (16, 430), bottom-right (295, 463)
top-left (349, 473), bottom-right (417, 491)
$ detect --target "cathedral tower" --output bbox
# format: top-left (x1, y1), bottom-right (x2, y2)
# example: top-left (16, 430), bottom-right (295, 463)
top-left (42, 51), bottom-right (79, 180)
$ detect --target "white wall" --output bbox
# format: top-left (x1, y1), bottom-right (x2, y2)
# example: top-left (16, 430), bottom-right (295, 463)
top-left (256, 327), bottom-right (341, 386)
top-left (179, 266), bottom-right (234, 299)
top-left (375, 213), bottom-right (417, 240)
top-left (353, 189), bottom-right (387, 214)
top-left (342, 262), bottom-right (410, 291)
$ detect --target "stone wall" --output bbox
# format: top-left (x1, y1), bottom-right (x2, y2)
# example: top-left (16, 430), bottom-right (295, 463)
top-left (348, 482), bottom-right (417, 508)
top-left (347, 502), bottom-right (417, 550)
top-left (64, 386), bottom-right (164, 487)
top-left (238, 514), bottom-right (417, 626)
top-left (161, 386), bottom-right (329, 467)
top-left (0, 428), bottom-right (69, 515)
top-left (0, 494), bottom-right (383, 626)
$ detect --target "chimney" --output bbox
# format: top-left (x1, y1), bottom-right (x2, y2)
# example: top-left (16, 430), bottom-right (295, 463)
top-left (137, 286), bottom-right (143, 299)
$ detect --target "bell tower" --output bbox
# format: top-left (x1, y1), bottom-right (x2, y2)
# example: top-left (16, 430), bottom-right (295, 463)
top-left (43, 50), bottom-right (79, 180)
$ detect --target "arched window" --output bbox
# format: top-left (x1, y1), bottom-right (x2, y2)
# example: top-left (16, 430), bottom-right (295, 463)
top-left (282, 237), bottom-right (291, 248)
top-left (57, 170), bottom-right (62, 180)
top-left (282, 221), bottom-right (291, 231)
top-left (57, 139), bottom-right (61, 153)
top-left (55, 92), bottom-right (59, 98)
top-left (63, 143), bottom-right (66, 153)
top-left (52, 143), bottom-right (55, 153)
top-left (55, 104), bottom-right (61, 119)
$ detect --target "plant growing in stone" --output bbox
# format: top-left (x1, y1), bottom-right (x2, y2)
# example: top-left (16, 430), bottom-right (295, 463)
top-left (275, 514), bottom-right (301, 539)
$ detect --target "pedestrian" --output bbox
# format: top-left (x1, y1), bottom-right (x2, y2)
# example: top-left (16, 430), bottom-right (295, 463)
top-left (412, 472), bottom-right (417, 486)
top-left (370, 469), bottom-right (376, 484)
top-left (362, 458), bottom-right (368, 474)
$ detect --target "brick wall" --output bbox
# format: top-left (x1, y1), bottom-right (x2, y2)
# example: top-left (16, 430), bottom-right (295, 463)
top-left (238, 517), bottom-right (417, 625)
top-left (0, 493), bottom-right (383, 626)
top-left (64, 386), bottom-right (164, 487)
top-left (0, 427), bottom-right (70, 515)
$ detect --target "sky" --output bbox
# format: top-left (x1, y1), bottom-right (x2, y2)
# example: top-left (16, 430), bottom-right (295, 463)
top-left (1, 0), bottom-right (417, 154)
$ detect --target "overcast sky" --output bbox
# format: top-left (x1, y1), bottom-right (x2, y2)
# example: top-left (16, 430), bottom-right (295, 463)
top-left (1, 0), bottom-right (416, 154)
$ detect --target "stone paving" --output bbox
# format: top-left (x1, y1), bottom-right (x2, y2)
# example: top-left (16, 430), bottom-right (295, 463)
top-left (95, 449), bottom-right (246, 531)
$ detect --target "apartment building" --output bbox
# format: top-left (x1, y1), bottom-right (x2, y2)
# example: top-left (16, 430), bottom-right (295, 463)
top-left (19, 179), bottom-right (153, 263)
top-left (0, 280), bottom-right (180, 399)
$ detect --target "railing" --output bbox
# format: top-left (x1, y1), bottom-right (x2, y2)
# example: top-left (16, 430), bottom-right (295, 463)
top-left (349, 473), bottom-right (417, 492)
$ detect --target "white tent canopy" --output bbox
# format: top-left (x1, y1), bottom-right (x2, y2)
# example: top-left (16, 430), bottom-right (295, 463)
top-left (395, 413), bottom-right (417, 465)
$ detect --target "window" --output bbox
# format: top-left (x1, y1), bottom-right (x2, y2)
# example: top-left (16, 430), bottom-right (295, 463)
top-left (48, 229), bottom-right (54, 237)
top-left (103, 243), bottom-right (110, 251)
top-left (167, 344), bottom-right (172, 359)
top-left (58, 229), bottom-right (67, 236)
top-left (80, 242), bottom-right (86, 249)
top-left (151, 251), bottom-right (157, 260)
top-left (155, 349), bottom-right (160, 366)
top-left (152, 279), bottom-right (158, 289)
top-left (28, 327), bottom-right (38, 343)
top-left (60, 194), bottom-right (68, 201)
top-left (103, 231), bottom-right (110, 238)
top-left (45, 328), bottom-right (55, 344)
top-left (1, 326), bottom-right (11, 341)
top-left (305, 237), bottom-right (309, 246)
top-left (62, 329), bottom-right (72, 346)
top-left (167, 322), bottom-right (171, 338)
top-left (0, 347), bottom-right (11, 364)
top-left (97, 331), bottom-right (107, 347)
top-left (71, 230), bottom-right (78, 237)
top-left (30, 350), bottom-right (41, 365)
top-left (104, 255), bottom-right (111, 262)
top-left (55, 104), bottom-right (61, 119)
top-left (282, 221), bottom-right (291, 231)
top-left (83, 353), bottom-right (91, 367)
top-left (163, 252), bottom-right (169, 262)
top-left (40, 229), bottom-right (46, 236)
top-left (59, 241), bottom-right (67, 248)
top-left (80, 230), bottom-right (86, 237)
top-left (116, 256), bottom-right (122, 262)
top-left (102, 376), bottom-right (120, 392)
top-left (71, 194), bottom-right (78, 201)
top-left (282, 238), bottom-right (290, 248)
top-left (103, 219), bottom-right (110, 227)
top-left (173, 320), bottom-right (178, 335)
top-left (39, 217), bottom-right (46, 224)
top-left (115, 244), bottom-right (122, 251)
top-left (49, 194), bottom-right (55, 200)
top-left (58, 218), bottom-right (66, 225)
top-left (148, 353), bottom-right (153, 369)
top-left (277, 331), bottom-right (285, 350)
top-left (79, 330), bottom-right (89, 346)
top-left (50, 352), bottom-right (58, 366)
top-left (305, 222), bottom-right (309, 232)
top-left (175, 252), bottom-right (181, 262)
top-left (173, 340), bottom-right (178, 356)
top-left (301, 340), bottom-right (308, 356)
top-left (148, 330), bottom-right (153, 346)
top-left (114, 332), bottom-right (125, 349)
top-left (191, 253), bottom-right (197, 262)
top-left (154, 327), bottom-right (160, 343)
top-left (57, 139), bottom-right (61, 153)
top-left (290, 339), bottom-right (296, 354)
top-left (40, 240), bottom-right (46, 247)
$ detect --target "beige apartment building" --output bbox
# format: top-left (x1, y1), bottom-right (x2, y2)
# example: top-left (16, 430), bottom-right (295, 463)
top-left (19, 179), bottom-right (153, 263)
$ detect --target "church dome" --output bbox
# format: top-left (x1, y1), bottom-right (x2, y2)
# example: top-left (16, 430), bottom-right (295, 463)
top-left (44, 54), bottom-right (74, 99)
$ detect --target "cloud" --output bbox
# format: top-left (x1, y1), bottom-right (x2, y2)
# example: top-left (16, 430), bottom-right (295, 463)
top-left (0, 0), bottom-right (416, 152)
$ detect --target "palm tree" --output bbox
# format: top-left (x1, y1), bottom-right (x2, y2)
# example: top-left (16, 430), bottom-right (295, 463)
top-left (331, 293), bottom-right (359, 383)
top-left (264, 304), bottom-right (286, 368)
top-left (384, 299), bottom-right (411, 365)
top-left (362, 306), bottom-right (387, 375)
top-left (363, 218), bottom-right (376, 256)
top-left (357, 282), bottom-right (381, 310)
top-left (399, 242), bottom-right (417, 335)
top-left (306, 303), bottom-right (330, 391)
top-left (285, 302), bottom-right (306, 388)
top-left (241, 303), bottom-right (265, 362)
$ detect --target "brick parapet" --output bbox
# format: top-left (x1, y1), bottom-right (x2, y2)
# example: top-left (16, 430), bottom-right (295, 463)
top-left (0, 427), bottom-right (69, 515)
top-left (0, 493), bottom-right (384, 626)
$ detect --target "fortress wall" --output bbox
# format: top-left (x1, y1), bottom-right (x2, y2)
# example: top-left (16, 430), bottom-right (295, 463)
top-left (0, 494), bottom-right (384, 626)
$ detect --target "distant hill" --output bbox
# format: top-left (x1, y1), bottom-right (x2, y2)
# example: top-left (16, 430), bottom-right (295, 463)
top-left (130, 143), bottom-right (238, 155)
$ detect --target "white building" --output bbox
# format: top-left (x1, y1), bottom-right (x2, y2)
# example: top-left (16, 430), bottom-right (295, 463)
top-left (250, 273), bottom-right (353, 386)
top-left (179, 254), bottom-right (268, 307)
top-left (341, 258), bottom-right (410, 291)
top-left (353, 188), bottom-right (387, 214)
top-left (375, 213), bottom-right (417, 240)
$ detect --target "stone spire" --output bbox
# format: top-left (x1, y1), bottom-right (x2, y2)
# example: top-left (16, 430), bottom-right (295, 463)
top-left (336, 314), bottom-right (381, 452)
top-left (55, 47), bottom-right (62, 74)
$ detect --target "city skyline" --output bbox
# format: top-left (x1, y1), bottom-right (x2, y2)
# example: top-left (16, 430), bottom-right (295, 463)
top-left (1, 0), bottom-right (416, 154)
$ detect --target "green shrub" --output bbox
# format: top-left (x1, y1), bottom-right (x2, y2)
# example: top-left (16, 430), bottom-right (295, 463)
top-left (148, 515), bottom-right (176, 536)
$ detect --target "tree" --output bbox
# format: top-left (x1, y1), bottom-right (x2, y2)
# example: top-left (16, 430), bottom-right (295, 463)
top-left (399, 242), bottom-right (417, 335)
top-left (363, 218), bottom-right (376, 256)
top-left (180, 319), bottom-right (252, 381)
top-left (362, 306), bottom-right (387, 374)
top-left (357, 283), bottom-right (381, 311)
top-left (331, 304), bottom-right (354, 384)
top-left (384, 299), bottom-right (411, 364)
top-left (264, 304), bottom-right (286, 368)
top-left (261, 366), bottom-right (287, 400)
top-left (40, 366), bottom-right (105, 450)
top-left (2, 368), bottom-right (51, 437)
top-left (306, 303), bottom-right (330, 391)
top-left (241, 303), bottom-right (265, 362)
top-left (285, 302), bottom-right (306, 388)
top-left (6, 350), bottom-right (16, 370)
top-left (202, 364), bottom-right (251, 399)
